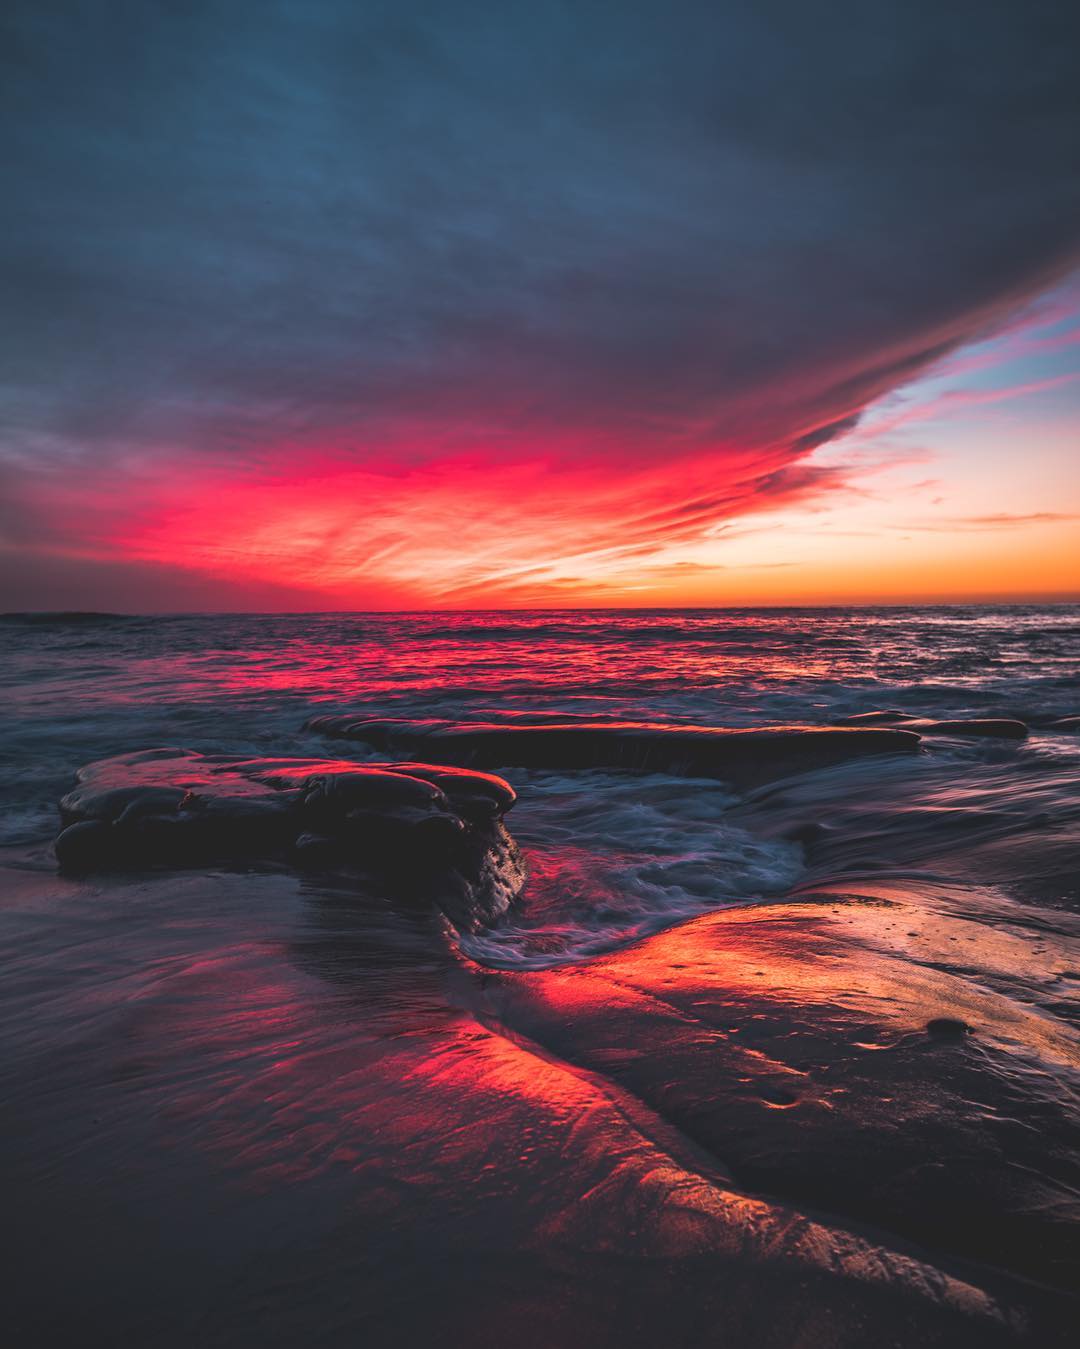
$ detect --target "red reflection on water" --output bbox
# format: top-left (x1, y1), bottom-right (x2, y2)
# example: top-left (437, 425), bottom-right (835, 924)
top-left (8, 609), bottom-right (947, 720)
top-left (140, 931), bottom-right (814, 1261)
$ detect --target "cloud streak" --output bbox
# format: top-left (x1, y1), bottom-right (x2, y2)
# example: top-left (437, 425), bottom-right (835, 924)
top-left (890, 512), bottom-right (1079, 533)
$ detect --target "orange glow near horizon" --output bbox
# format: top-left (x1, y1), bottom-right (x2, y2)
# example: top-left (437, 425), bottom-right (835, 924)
top-left (4, 286), bottom-right (1079, 611)
top-left (105, 445), bottom-right (1079, 609)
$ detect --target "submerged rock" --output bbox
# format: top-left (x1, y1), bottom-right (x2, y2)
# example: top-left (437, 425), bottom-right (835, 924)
top-left (55, 749), bottom-right (522, 929)
top-left (834, 709), bottom-right (910, 724)
top-left (837, 712), bottom-right (1029, 738)
top-left (306, 716), bottom-right (921, 782)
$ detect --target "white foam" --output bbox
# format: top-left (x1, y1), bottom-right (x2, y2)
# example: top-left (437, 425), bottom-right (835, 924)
top-left (458, 768), bottom-right (804, 969)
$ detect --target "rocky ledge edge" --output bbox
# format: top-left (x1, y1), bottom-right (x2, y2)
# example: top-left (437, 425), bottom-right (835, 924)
top-left (304, 715), bottom-right (926, 781)
top-left (54, 748), bottom-right (523, 930)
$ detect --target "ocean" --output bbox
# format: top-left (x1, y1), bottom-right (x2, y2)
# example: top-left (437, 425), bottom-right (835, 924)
top-left (1, 606), bottom-right (1079, 1346)
top-left (4, 607), bottom-right (1079, 954)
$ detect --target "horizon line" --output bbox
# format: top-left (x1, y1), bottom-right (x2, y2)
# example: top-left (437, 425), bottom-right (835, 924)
top-left (5, 597), bottom-right (1080, 620)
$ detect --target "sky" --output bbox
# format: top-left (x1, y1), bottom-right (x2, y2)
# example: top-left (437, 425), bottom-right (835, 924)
top-left (2, 0), bottom-right (1079, 611)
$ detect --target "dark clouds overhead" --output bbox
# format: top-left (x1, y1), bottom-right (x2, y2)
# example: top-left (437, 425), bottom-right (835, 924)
top-left (1, 0), bottom-right (1079, 603)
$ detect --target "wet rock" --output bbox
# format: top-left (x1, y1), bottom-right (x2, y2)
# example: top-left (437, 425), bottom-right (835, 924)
top-left (55, 749), bottom-right (522, 929)
top-left (836, 710), bottom-right (911, 724)
top-left (306, 716), bottom-right (921, 783)
top-left (386, 762), bottom-right (518, 822)
top-left (487, 878), bottom-right (1080, 1293)
top-left (836, 713), bottom-right (1028, 738)
top-left (927, 1017), bottom-right (971, 1038)
top-left (902, 718), bottom-right (1028, 739)
top-left (53, 818), bottom-right (115, 870)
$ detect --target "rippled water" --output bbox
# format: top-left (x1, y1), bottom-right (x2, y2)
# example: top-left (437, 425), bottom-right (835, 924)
top-left (2, 606), bottom-right (1079, 960)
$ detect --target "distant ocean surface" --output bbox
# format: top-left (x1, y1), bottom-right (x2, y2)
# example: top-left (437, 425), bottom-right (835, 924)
top-left (2, 606), bottom-right (1079, 960)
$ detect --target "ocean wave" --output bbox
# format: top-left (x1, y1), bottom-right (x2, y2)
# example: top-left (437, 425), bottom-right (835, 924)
top-left (457, 768), bottom-right (805, 968)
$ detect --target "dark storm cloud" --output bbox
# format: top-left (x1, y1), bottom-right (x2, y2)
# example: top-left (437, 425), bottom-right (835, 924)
top-left (2, 0), bottom-right (1079, 474)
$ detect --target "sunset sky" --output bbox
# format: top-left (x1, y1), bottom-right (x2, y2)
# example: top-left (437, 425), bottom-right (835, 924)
top-left (2, 1), bottom-right (1079, 610)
